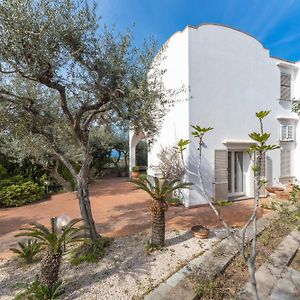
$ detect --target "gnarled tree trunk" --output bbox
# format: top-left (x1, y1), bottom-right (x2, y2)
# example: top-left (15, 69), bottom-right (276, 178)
top-left (77, 171), bottom-right (100, 241)
top-left (76, 145), bottom-right (100, 240)
top-left (52, 159), bottom-right (73, 191)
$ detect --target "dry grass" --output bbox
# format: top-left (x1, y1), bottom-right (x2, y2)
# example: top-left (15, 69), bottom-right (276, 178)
top-left (193, 219), bottom-right (295, 300)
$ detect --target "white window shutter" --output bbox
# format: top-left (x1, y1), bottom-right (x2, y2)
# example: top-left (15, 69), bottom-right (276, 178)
top-left (280, 73), bottom-right (291, 100)
top-left (214, 150), bottom-right (228, 200)
top-left (281, 125), bottom-right (287, 140)
top-left (287, 125), bottom-right (294, 140)
top-left (281, 150), bottom-right (291, 177)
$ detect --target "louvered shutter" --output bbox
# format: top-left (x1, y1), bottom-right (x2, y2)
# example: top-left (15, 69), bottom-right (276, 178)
top-left (287, 125), bottom-right (294, 140)
top-left (281, 150), bottom-right (291, 177)
top-left (281, 125), bottom-right (287, 140)
top-left (280, 73), bottom-right (291, 100)
top-left (214, 150), bottom-right (228, 200)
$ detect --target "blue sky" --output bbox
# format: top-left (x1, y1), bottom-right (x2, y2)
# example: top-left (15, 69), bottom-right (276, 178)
top-left (97, 0), bottom-right (300, 62)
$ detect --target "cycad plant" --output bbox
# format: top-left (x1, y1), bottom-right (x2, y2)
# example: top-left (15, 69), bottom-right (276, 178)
top-left (16, 218), bottom-right (83, 290)
top-left (15, 277), bottom-right (64, 300)
top-left (132, 177), bottom-right (191, 247)
top-left (10, 239), bottom-right (41, 264)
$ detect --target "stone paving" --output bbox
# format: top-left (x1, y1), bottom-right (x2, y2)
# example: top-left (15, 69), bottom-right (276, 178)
top-left (145, 212), bottom-right (276, 300)
top-left (0, 177), bottom-right (268, 258)
top-left (270, 267), bottom-right (300, 300)
top-left (240, 230), bottom-right (300, 300)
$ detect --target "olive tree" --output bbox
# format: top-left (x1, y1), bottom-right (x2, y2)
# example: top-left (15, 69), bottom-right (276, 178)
top-left (0, 0), bottom-right (176, 241)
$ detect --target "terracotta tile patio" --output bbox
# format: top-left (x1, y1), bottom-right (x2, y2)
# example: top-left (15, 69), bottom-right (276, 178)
top-left (0, 177), bottom-right (269, 259)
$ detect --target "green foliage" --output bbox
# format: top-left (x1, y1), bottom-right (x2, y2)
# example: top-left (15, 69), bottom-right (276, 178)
top-left (0, 181), bottom-right (44, 208)
top-left (135, 140), bottom-right (148, 166)
top-left (248, 111), bottom-right (279, 173)
top-left (216, 199), bottom-right (232, 207)
top-left (132, 166), bottom-right (140, 172)
top-left (145, 241), bottom-right (161, 255)
top-left (191, 125), bottom-right (213, 138)
top-left (15, 219), bottom-right (84, 255)
top-left (0, 175), bottom-right (25, 188)
top-left (248, 132), bottom-right (271, 144)
top-left (0, 164), bottom-right (7, 179)
top-left (10, 239), bottom-right (41, 264)
top-left (15, 277), bottom-right (64, 300)
top-left (255, 110), bottom-right (271, 119)
top-left (174, 139), bottom-right (190, 153)
top-left (70, 237), bottom-right (111, 265)
top-left (132, 177), bottom-right (192, 202)
top-left (138, 174), bottom-right (148, 182)
top-left (57, 162), bottom-right (76, 190)
top-left (289, 185), bottom-right (300, 204)
top-left (195, 279), bottom-right (215, 298)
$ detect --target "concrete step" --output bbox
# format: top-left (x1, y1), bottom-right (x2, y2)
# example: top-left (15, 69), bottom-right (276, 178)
top-left (270, 267), bottom-right (300, 300)
top-left (239, 230), bottom-right (300, 299)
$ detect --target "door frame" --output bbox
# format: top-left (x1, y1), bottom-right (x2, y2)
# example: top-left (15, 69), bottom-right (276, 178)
top-left (228, 150), bottom-right (245, 197)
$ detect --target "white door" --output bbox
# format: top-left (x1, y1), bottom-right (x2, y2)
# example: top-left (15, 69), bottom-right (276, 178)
top-left (228, 151), bottom-right (244, 196)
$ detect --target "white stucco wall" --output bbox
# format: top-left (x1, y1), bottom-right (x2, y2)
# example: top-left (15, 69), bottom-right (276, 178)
top-left (147, 28), bottom-right (190, 206)
top-left (148, 24), bottom-right (300, 207)
top-left (187, 24), bottom-right (299, 206)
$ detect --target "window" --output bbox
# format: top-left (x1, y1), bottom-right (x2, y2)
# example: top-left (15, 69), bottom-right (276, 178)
top-left (280, 72), bottom-right (291, 100)
top-left (281, 150), bottom-right (291, 177)
top-left (280, 124), bottom-right (294, 141)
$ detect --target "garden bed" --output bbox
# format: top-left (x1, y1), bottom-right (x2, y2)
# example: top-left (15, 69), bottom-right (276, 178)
top-left (0, 229), bottom-right (228, 300)
top-left (193, 218), bottom-right (295, 299)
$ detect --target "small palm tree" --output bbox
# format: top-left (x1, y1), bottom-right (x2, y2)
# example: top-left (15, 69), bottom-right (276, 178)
top-left (16, 218), bottom-right (83, 290)
top-left (132, 177), bottom-right (191, 247)
top-left (10, 239), bottom-right (41, 264)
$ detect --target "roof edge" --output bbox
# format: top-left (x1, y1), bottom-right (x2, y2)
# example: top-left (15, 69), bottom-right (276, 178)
top-left (186, 23), bottom-right (295, 64)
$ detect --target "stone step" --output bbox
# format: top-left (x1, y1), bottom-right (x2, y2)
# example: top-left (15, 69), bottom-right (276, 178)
top-left (239, 230), bottom-right (300, 300)
top-left (270, 267), bottom-right (300, 300)
top-left (144, 212), bottom-right (277, 300)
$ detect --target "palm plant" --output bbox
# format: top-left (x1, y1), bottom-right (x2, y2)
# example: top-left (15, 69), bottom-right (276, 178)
top-left (15, 277), bottom-right (64, 300)
top-left (132, 177), bottom-right (191, 247)
top-left (10, 239), bottom-right (41, 264)
top-left (15, 218), bottom-right (83, 290)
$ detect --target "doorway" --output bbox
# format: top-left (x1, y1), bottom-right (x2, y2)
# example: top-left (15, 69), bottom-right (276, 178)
top-left (228, 151), bottom-right (244, 196)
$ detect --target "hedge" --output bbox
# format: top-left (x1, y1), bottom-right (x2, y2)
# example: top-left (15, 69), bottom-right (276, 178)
top-left (0, 181), bottom-right (44, 208)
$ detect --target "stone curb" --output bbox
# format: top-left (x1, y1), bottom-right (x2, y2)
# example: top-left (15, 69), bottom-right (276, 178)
top-left (239, 230), bottom-right (300, 300)
top-left (144, 212), bottom-right (277, 300)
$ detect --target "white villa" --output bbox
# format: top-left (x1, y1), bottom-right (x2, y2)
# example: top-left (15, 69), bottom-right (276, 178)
top-left (129, 23), bottom-right (300, 207)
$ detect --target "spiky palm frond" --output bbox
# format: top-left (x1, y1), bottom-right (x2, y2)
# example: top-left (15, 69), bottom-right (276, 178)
top-left (10, 239), bottom-right (41, 263)
top-left (15, 219), bottom-right (84, 254)
top-left (15, 277), bottom-right (64, 300)
top-left (132, 177), bottom-right (192, 202)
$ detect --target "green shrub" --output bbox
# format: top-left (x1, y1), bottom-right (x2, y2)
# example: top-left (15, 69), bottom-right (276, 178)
top-left (15, 277), bottom-right (64, 300)
top-left (132, 166), bottom-right (140, 172)
top-left (0, 181), bottom-right (44, 208)
top-left (70, 237), bottom-right (111, 265)
top-left (0, 164), bottom-right (7, 179)
top-left (10, 239), bottom-right (42, 264)
top-left (138, 174), bottom-right (147, 182)
top-left (0, 175), bottom-right (25, 188)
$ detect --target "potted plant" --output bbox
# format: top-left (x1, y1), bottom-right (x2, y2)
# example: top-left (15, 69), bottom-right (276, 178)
top-left (131, 166), bottom-right (140, 178)
top-left (191, 225), bottom-right (210, 239)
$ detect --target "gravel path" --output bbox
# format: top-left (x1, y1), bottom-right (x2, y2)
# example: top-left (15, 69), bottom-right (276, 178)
top-left (0, 229), bottom-right (228, 300)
